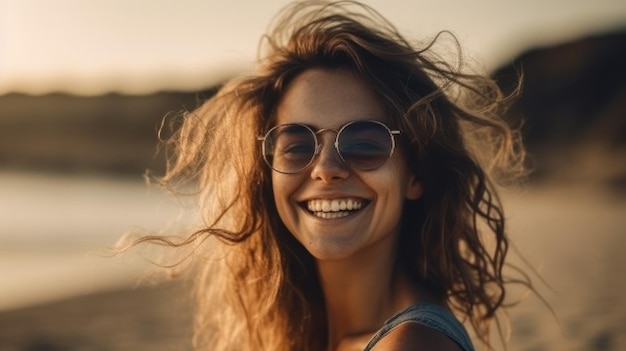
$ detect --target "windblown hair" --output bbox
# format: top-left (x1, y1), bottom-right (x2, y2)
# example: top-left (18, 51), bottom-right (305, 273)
top-left (136, 1), bottom-right (530, 350)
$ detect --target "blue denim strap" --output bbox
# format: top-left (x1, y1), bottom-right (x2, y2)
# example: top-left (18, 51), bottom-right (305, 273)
top-left (363, 303), bottom-right (475, 351)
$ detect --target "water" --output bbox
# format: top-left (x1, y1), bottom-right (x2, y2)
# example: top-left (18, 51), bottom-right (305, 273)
top-left (0, 171), bottom-right (191, 311)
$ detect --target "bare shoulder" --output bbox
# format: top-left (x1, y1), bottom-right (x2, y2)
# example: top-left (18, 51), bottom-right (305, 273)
top-left (370, 322), bottom-right (463, 351)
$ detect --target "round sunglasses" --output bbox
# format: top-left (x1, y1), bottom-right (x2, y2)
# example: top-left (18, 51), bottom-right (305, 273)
top-left (258, 120), bottom-right (400, 174)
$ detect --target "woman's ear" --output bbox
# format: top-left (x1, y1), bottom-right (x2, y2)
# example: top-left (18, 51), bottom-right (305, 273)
top-left (405, 174), bottom-right (423, 200)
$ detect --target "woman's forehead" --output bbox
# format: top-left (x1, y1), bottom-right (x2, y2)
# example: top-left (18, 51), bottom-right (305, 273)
top-left (274, 68), bottom-right (389, 128)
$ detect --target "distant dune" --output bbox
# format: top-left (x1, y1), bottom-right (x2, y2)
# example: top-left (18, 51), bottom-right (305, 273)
top-left (1, 29), bottom-right (624, 188)
top-left (492, 29), bottom-right (626, 188)
top-left (0, 90), bottom-right (216, 176)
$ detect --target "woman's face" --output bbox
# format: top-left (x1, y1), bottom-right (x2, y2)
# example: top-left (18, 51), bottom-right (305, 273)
top-left (271, 68), bottom-right (422, 261)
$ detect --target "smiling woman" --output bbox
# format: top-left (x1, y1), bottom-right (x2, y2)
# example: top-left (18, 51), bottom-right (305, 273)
top-left (270, 69), bottom-right (423, 262)
top-left (123, 1), bottom-right (533, 350)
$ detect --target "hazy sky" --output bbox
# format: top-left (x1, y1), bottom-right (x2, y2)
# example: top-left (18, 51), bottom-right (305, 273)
top-left (1, 0), bottom-right (625, 95)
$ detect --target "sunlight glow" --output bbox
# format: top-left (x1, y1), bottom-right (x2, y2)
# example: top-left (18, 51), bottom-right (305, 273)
top-left (0, 0), bottom-right (624, 95)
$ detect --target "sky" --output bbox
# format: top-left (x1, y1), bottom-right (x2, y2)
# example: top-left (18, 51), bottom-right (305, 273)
top-left (0, 0), bottom-right (625, 96)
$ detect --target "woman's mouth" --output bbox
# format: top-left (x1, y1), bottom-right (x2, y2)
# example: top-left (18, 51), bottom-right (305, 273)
top-left (304, 198), bottom-right (366, 219)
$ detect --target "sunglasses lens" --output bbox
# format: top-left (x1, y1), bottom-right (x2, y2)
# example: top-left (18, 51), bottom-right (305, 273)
top-left (262, 120), bottom-right (395, 173)
top-left (337, 121), bottom-right (394, 170)
top-left (264, 124), bottom-right (316, 173)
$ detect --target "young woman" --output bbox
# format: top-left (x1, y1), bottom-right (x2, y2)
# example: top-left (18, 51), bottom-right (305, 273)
top-left (133, 1), bottom-right (530, 350)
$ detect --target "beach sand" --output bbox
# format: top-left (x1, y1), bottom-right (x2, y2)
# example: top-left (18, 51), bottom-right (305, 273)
top-left (0, 183), bottom-right (624, 351)
top-left (0, 282), bottom-right (193, 351)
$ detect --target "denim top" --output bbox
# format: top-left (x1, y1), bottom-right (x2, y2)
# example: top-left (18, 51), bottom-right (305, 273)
top-left (363, 303), bottom-right (475, 351)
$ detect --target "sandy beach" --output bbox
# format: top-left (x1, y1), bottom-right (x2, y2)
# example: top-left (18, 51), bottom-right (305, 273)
top-left (0, 282), bottom-right (193, 351)
top-left (0, 176), bottom-right (624, 351)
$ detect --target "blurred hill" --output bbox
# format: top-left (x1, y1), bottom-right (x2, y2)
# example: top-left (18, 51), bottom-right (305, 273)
top-left (1, 29), bottom-right (625, 187)
top-left (493, 29), bottom-right (626, 188)
top-left (0, 90), bottom-right (216, 177)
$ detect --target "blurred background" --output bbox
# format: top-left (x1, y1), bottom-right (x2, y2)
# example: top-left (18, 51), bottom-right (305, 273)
top-left (0, 0), bottom-right (625, 350)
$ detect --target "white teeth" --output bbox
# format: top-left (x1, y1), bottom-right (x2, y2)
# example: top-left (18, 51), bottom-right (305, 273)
top-left (306, 199), bottom-right (364, 216)
top-left (315, 211), bottom-right (351, 219)
top-left (322, 201), bottom-right (331, 212)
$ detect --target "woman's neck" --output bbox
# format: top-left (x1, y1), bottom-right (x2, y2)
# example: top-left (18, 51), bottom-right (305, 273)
top-left (316, 240), bottom-right (419, 350)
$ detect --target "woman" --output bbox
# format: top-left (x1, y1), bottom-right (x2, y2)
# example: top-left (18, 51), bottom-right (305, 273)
top-left (134, 1), bottom-right (529, 350)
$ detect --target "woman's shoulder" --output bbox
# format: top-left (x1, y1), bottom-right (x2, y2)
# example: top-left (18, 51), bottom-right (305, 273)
top-left (364, 304), bottom-right (474, 351)
top-left (369, 321), bottom-right (463, 351)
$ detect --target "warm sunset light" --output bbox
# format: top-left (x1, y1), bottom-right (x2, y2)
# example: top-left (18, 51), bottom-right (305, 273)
top-left (1, 1), bottom-right (625, 350)
top-left (1, 0), bottom-right (624, 95)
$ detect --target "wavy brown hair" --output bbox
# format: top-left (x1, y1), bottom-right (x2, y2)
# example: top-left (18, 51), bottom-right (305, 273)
top-left (130, 1), bottom-right (530, 350)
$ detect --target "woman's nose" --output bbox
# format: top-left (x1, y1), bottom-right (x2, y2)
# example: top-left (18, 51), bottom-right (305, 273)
top-left (309, 136), bottom-right (350, 183)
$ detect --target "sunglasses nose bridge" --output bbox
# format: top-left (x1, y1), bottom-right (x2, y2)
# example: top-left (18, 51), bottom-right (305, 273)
top-left (313, 127), bottom-right (336, 148)
top-left (312, 128), bottom-right (344, 164)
